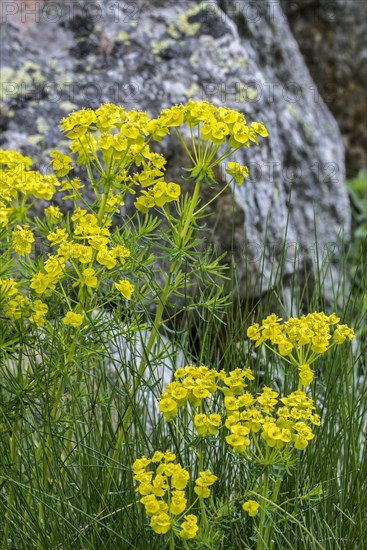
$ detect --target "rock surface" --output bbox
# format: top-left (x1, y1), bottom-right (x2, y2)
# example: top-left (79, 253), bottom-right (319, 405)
top-left (0, 0), bottom-right (351, 301)
top-left (281, 0), bottom-right (367, 177)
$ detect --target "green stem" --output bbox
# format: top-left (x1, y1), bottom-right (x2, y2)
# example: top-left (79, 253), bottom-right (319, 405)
top-left (180, 181), bottom-right (201, 239)
top-left (198, 439), bottom-right (208, 530)
top-left (257, 467), bottom-right (269, 550)
top-left (97, 184), bottom-right (110, 224)
top-left (266, 478), bottom-right (282, 550)
top-left (99, 181), bottom-right (202, 511)
top-left (3, 342), bottom-right (24, 548)
top-left (3, 420), bottom-right (18, 548)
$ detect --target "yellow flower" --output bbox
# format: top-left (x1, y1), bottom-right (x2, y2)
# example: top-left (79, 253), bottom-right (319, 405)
top-left (169, 490), bottom-right (187, 515)
top-left (63, 311), bottom-right (83, 328)
top-left (135, 194), bottom-right (155, 213)
top-left (242, 500), bottom-right (259, 517)
top-left (83, 268), bottom-right (98, 288)
top-left (150, 512), bottom-right (171, 534)
top-left (328, 313), bottom-right (340, 325)
top-left (262, 421), bottom-right (283, 448)
top-left (0, 149), bottom-right (32, 170)
top-left (0, 203), bottom-right (10, 227)
top-left (115, 279), bottom-right (134, 300)
top-left (226, 161), bottom-right (249, 185)
top-left (47, 228), bottom-right (68, 246)
top-left (257, 387), bottom-right (279, 413)
top-left (333, 324), bottom-right (355, 344)
top-left (59, 108), bottom-right (97, 136)
top-left (293, 422), bottom-right (315, 450)
top-left (225, 432), bottom-right (250, 453)
top-left (192, 385), bottom-right (210, 399)
top-left (179, 514), bottom-right (199, 540)
top-left (195, 470), bottom-right (217, 489)
top-left (194, 485), bottom-right (211, 498)
top-left (29, 300), bottom-right (48, 327)
top-left (151, 451), bottom-right (165, 463)
top-left (163, 451), bottom-right (176, 463)
top-left (0, 278), bottom-right (18, 301)
top-left (278, 339), bottom-right (293, 356)
top-left (114, 245), bottom-right (131, 264)
top-left (96, 248), bottom-right (116, 269)
top-left (166, 182), bottom-right (181, 200)
top-left (44, 205), bottom-right (63, 223)
top-left (251, 122), bottom-right (269, 137)
top-left (5, 295), bottom-right (30, 320)
top-left (298, 364), bottom-right (314, 386)
top-left (140, 494), bottom-right (161, 516)
top-left (171, 466), bottom-right (190, 490)
top-left (132, 457), bottom-right (151, 474)
top-left (158, 397), bottom-right (178, 420)
top-left (311, 334), bottom-right (329, 354)
top-left (50, 149), bottom-right (72, 177)
top-left (12, 225), bottom-right (35, 256)
top-left (72, 244), bottom-right (93, 264)
top-left (30, 272), bottom-right (51, 295)
top-left (152, 473), bottom-right (169, 497)
top-left (246, 323), bottom-right (261, 340)
top-left (152, 181), bottom-right (168, 207)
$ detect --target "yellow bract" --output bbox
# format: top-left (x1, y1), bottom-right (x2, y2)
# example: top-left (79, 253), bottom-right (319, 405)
top-left (243, 500), bottom-right (260, 517)
top-left (63, 311), bottom-right (83, 328)
top-left (115, 279), bottom-right (134, 300)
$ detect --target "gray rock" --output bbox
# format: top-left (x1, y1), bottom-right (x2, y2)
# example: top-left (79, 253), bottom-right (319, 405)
top-left (281, 0), bottom-right (367, 177)
top-left (0, 0), bottom-right (351, 303)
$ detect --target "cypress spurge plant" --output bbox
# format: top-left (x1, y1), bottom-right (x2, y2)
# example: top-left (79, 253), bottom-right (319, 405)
top-left (139, 313), bottom-right (354, 548)
top-left (0, 101), bottom-right (268, 545)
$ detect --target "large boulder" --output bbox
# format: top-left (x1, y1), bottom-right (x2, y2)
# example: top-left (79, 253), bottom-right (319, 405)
top-left (0, 0), bottom-right (351, 301)
top-left (281, 0), bottom-right (367, 177)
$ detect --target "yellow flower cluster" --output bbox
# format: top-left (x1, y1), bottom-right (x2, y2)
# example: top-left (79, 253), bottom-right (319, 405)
top-left (58, 101), bottom-right (268, 214)
top-left (0, 149), bottom-right (32, 171)
top-left (159, 365), bottom-right (320, 455)
top-left (0, 277), bottom-right (30, 320)
top-left (0, 154), bottom-right (60, 227)
top-left (247, 313), bottom-right (355, 385)
top-left (158, 365), bottom-right (222, 421)
top-left (133, 451), bottom-right (216, 539)
top-left (115, 279), bottom-right (134, 300)
top-left (224, 384), bottom-right (320, 453)
top-left (155, 101), bottom-right (268, 148)
top-left (135, 181), bottom-right (181, 213)
top-left (28, 207), bottom-right (133, 312)
top-left (158, 365), bottom-right (254, 423)
top-left (30, 255), bottom-right (66, 296)
top-left (44, 205), bottom-right (63, 224)
top-left (59, 104), bottom-right (182, 213)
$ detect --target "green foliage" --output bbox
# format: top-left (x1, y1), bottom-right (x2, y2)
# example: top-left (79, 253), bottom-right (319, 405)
top-left (0, 104), bottom-right (365, 549)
